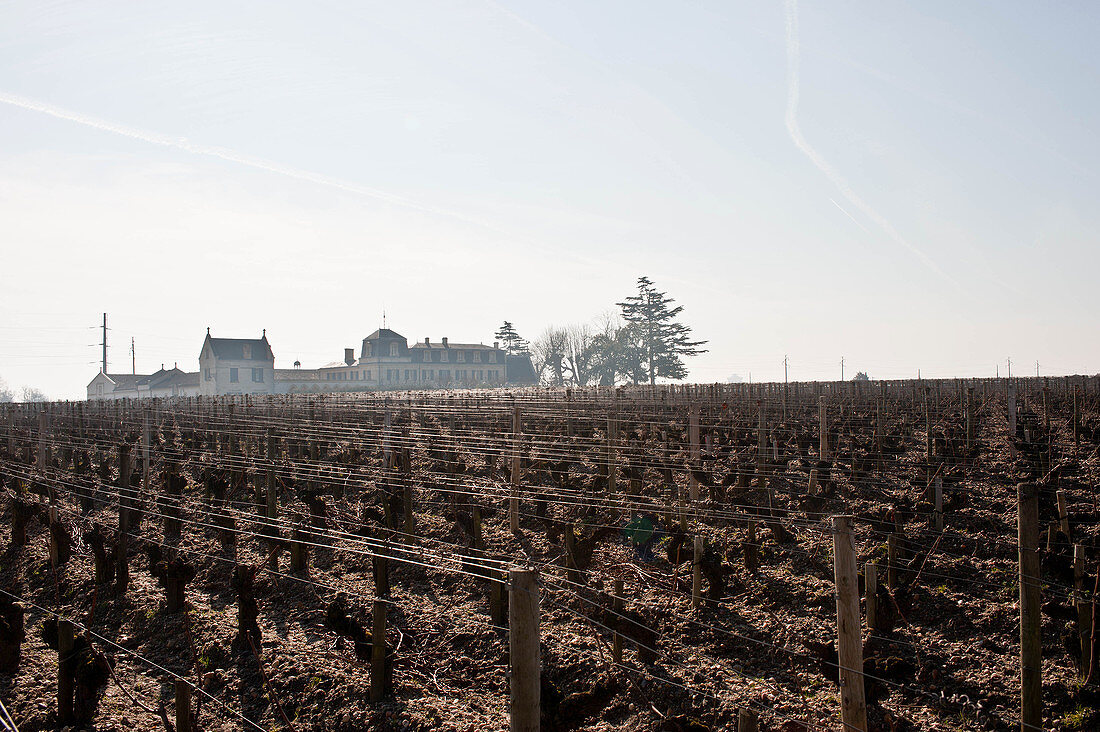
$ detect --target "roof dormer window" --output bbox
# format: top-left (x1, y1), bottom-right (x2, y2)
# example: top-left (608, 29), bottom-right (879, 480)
top-left (243, 344), bottom-right (252, 359)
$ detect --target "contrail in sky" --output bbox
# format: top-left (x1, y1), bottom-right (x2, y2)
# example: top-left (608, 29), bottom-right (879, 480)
top-left (784, 0), bottom-right (956, 285)
top-left (0, 90), bottom-right (469, 221)
top-left (0, 89), bottom-right (633, 272)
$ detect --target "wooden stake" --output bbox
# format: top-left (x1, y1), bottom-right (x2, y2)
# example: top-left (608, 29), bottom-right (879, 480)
top-left (1018, 482), bottom-right (1041, 731)
top-left (509, 568), bottom-right (540, 732)
top-left (612, 579), bottom-right (624, 665)
top-left (373, 553), bottom-right (390, 598)
top-left (690, 408), bottom-right (701, 500)
top-left (887, 533), bottom-right (899, 590)
top-left (738, 708), bottom-right (759, 732)
top-left (510, 406), bottom-right (521, 534)
top-left (692, 534), bottom-right (703, 610)
top-left (291, 523), bottom-right (309, 575)
top-left (117, 443), bottom-right (131, 593)
top-left (865, 562), bottom-right (878, 632)
top-left (175, 681), bottom-right (192, 732)
top-left (934, 475), bottom-right (944, 533)
top-left (832, 515), bottom-right (867, 732)
top-left (1074, 544), bottom-right (1091, 678)
top-left (1057, 490), bottom-right (1071, 541)
top-left (371, 599), bottom-right (388, 702)
top-left (57, 619), bottom-right (74, 725)
top-left (818, 396), bottom-right (829, 461)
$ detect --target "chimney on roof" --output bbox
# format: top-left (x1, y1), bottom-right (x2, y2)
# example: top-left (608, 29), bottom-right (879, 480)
top-left (424, 337), bottom-right (430, 346)
top-left (442, 337), bottom-right (448, 347)
top-left (344, 348), bottom-right (355, 366)
top-left (493, 341), bottom-right (499, 350)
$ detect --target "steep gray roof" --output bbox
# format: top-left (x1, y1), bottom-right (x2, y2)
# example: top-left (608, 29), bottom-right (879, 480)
top-left (104, 374), bottom-right (147, 390)
top-left (363, 329), bottom-right (405, 341)
top-left (204, 335), bottom-right (274, 361)
top-left (143, 368), bottom-right (198, 389)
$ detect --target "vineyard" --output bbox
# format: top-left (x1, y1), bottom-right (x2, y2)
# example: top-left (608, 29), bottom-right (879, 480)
top-left (1, 378), bottom-right (1099, 731)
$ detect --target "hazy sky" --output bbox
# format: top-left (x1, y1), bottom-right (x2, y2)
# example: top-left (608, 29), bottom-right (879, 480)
top-left (1, 1), bottom-right (1097, 400)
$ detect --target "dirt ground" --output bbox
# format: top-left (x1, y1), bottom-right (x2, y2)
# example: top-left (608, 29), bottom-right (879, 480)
top-left (1, 381), bottom-right (1098, 731)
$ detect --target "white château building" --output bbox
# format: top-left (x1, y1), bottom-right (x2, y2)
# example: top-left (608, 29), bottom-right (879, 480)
top-left (87, 326), bottom-right (534, 399)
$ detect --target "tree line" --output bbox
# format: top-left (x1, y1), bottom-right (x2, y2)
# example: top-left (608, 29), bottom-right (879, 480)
top-left (497, 276), bottom-right (707, 387)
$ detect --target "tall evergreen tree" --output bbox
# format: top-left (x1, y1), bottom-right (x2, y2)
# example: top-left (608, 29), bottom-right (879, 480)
top-left (495, 321), bottom-right (530, 355)
top-left (616, 277), bottom-right (707, 385)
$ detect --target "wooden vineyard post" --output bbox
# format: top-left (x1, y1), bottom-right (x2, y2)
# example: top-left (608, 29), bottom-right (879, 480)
top-left (608, 413), bottom-right (620, 495)
top-left (510, 405), bottom-right (521, 534)
top-left (832, 515), bottom-right (867, 732)
top-left (373, 553), bottom-right (390, 598)
top-left (612, 579), bottom-right (624, 665)
top-left (1056, 490), bottom-right (1071, 541)
top-left (744, 521), bottom-right (758, 573)
top-left (819, 396), bottom-right (829, 461)
top-left (865, 562), bottom-right (878, 632)
top-left (509, 567), bottom-right (540, 732)
top-left (756, 402), bottom-right (766, 485)
top-left (933, 475), bottom-right (944, 533)
top-left (265, 429), bottom-right (278, 521)
top-left (692, 534), bottom-right (703, 610)
top-left (1008, 383), bottom-right (1018, 438)
top-left (738, 708), bottom-right (759, 732)
top-left (371, 599), bottom-right (389, 702)
top-left (57, 619), bottom-right (74, 725)
top-left (489, 568), bottom-right (507, 627)
top-left (472, 505), bottom-right (484, 552)
top-left (37, 410), bottom-right (49, 472)
top-left (924, 388), bottom-right (933, 479)
top-left (117, 443), bottom-right (131, 593)
top-left (965, 386), bottom-right (975, 454)
top-left (175, 681), bottom-right (192, 732)
top-left (875, 399), bottom-right (883, 458)
top-left (1073, 387), bottom-right (1080, 448)
top-left (291, 523), bottom-right (309, 575)
top-left (689, 408), bottom-right (701, 500)
top-left (887, 533), bottom-right (899, 590)
top-left (1018, 482), bottom-right (1041, 731)
top-left (404, 473), bottom-right (415, 536)
top-left (1074, 544), bottom-right (1092, 679)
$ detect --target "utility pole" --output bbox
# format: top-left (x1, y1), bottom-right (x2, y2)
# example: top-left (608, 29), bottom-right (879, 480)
top-left (840, 356), bottom-right (845, 382)
top-left (101, 313), bottom-right (108, 373)
top-left (996, 364), bottom-right (999, 378)
top-left (1036, 361), bottom-right (1040, 378)
top-left (131, 337), bottom-right (135, 375)
top-left (1007, 357), bottom-right (1012, 379)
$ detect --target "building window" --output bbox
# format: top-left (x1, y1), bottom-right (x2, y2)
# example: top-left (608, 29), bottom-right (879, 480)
top-left (457, 351), bottom-right (465, 363)
top-left (389, 342), bottom-right (399, 357)
top-left (474, 352), bottom-right (482, 363)
top-left (489, 352), bottom-right (497, 363)
top-left (366, 343), bottom-right (373, 357)
top-left (252, 367), bottom-right (263, 382)
top-left (441, 351), bottom-right (448, 363)
top-left (441, 370), bottom-right (450, 381)
top-left (366, 370), bottom-right (371, 380)
top-left (243, 344), bottom-right (252, 359)
top-left (230, 368), bottom-right (239, 383)
top-left (204, 368), bottom-right (212, 382)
